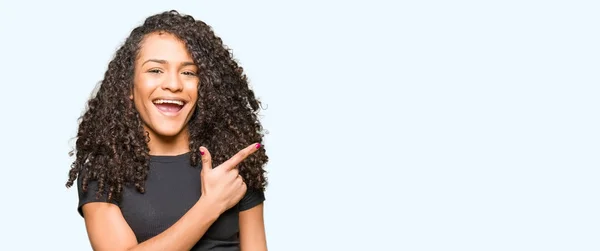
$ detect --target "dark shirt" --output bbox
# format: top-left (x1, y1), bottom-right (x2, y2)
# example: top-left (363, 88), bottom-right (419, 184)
top-left (77, 152), bottom-right (265, 251)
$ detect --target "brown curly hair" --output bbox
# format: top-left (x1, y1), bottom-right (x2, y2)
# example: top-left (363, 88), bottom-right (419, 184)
top-left (65, 10), bottom-right (268, 202)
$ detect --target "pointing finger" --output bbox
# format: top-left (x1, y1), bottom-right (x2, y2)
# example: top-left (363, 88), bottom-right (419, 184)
top-left (221, 143), bottom-right (261, 171)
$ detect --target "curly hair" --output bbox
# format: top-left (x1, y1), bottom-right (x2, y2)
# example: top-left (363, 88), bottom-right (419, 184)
top-left (65, 10), bottom-right (268, 202)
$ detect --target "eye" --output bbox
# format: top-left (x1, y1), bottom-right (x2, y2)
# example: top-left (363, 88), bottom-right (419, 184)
top-left (148, 69), bottom-right (163, 74)
top-left (182, 71), bottom-right (197, 76)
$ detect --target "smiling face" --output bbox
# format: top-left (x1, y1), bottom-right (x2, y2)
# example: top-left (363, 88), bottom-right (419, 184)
top-left (131, 32), bottom-right (199, 143)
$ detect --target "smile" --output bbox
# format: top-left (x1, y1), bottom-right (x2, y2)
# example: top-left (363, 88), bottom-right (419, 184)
top-left (152, 98), bottom-right (187, 116)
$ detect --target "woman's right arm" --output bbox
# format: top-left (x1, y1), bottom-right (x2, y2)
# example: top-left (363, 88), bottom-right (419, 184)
top-left (82, 143), bottom-right (259, 251)
top-left (82, 196), bottom-right (221, 251)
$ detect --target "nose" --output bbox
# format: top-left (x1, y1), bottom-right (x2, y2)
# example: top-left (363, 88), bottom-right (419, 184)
top-left (161, 71), bottom-right (183, 92)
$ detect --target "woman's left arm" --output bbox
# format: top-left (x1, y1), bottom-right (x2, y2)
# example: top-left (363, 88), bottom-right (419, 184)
top-left (239, 203), bottom-right (267, 251)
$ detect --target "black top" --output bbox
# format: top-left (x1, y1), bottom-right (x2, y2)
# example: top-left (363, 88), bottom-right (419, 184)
top-left (77, 152), bottom-right (265, 251)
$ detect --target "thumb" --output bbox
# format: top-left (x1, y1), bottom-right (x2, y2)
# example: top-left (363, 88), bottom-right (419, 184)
top-left (199, 146), bottom-right (213, 172)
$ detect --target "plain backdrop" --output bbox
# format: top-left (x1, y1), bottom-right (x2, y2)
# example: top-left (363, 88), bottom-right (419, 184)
top-left (0, 0), bottom-right (598, 250)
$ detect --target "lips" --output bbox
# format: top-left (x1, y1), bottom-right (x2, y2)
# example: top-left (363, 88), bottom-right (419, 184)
top-left (152, 98), bottom-right (187, 115)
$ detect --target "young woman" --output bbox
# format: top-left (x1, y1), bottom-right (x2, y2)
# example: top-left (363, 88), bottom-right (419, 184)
top-left (65, 10), bottom-right (269, 251)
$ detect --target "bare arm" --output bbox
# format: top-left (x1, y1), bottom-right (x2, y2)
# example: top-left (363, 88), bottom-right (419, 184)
top-left (239, 203), bottom-right (268, 251)
top-left (83, 196), bottom-right (222, 251)
top-left (82, 143), bottom-right (260, 251)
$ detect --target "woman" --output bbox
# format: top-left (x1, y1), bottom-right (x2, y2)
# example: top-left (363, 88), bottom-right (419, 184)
top-left (65, 10), bottom-right (269, 251)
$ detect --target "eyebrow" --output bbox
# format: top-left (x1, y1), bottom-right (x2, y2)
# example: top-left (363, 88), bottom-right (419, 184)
top-left (141, 59), bottom-right (196, 67)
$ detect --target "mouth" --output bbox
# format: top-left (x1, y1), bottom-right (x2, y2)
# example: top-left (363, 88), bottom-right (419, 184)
top-left (152, 98), bottom-right (187, 115)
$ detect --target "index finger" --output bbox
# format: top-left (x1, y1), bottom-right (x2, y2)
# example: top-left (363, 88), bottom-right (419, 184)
top-left (220, 143), bottom-right (261, 171)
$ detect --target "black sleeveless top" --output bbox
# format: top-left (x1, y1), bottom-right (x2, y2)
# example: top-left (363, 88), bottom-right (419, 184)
top-left (77, 152), bottom-right (265, 251)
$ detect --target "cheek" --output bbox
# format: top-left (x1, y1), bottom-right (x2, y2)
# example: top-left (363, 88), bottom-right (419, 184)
top-left (186, 80), bottom-right (199, 102)
top-left (131, 76), bottom-right (154, 110)
top-left (133, 75), bottom-right (156, 98)
top-left (131, 87), bottom-right (146, 116)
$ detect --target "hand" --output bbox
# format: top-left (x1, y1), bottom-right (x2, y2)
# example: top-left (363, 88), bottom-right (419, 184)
top-left (199, 143), bottom-right (260, 214)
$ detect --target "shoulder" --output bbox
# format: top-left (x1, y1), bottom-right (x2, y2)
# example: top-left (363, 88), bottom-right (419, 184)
top-left (76, 171), bottom-right (120, 217)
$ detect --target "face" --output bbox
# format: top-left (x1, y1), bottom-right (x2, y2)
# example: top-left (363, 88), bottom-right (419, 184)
top-left (131, 32), bottom-right (199, 139)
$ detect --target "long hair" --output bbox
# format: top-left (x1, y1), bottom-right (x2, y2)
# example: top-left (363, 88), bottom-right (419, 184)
top-left (65, 10), bottom-right (268, 202)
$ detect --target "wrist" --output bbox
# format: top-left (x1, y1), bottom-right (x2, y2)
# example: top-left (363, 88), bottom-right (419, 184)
top-left (197, 195), bottom-right (225, 218)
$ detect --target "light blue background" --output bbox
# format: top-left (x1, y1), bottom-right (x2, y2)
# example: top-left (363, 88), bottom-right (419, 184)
top-left (0, 0), bottom-right (598, 250)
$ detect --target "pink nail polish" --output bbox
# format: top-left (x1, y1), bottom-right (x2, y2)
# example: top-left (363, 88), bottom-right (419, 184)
top-left (255, 143), bottom-right (261, 149)
top-left (200, 150), bottom-right (205, 155)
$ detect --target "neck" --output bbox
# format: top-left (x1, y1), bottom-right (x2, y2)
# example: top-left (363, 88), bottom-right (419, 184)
top-left (145, 127), bottom-right (191, 156)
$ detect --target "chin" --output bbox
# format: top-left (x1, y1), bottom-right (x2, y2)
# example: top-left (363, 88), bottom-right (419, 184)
top-left (155, 128), bottom-right (186, 138)
top-left (146, 119), bottom-right (190, 138)
top-left (139, 103), bottom-right (194, 139)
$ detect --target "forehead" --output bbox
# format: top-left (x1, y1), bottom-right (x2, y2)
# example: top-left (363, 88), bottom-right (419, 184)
top-left (137, 32), bottom-right (193, 62)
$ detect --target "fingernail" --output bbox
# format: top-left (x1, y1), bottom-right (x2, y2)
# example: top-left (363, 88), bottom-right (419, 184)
top-left (255, 143), bottom-right (261, 149)
top-left (200, 150), bottom-right (205, 155)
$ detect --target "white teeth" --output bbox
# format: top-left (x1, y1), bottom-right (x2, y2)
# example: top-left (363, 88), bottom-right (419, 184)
top-left (153, 99), bottom-right (184, 106)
